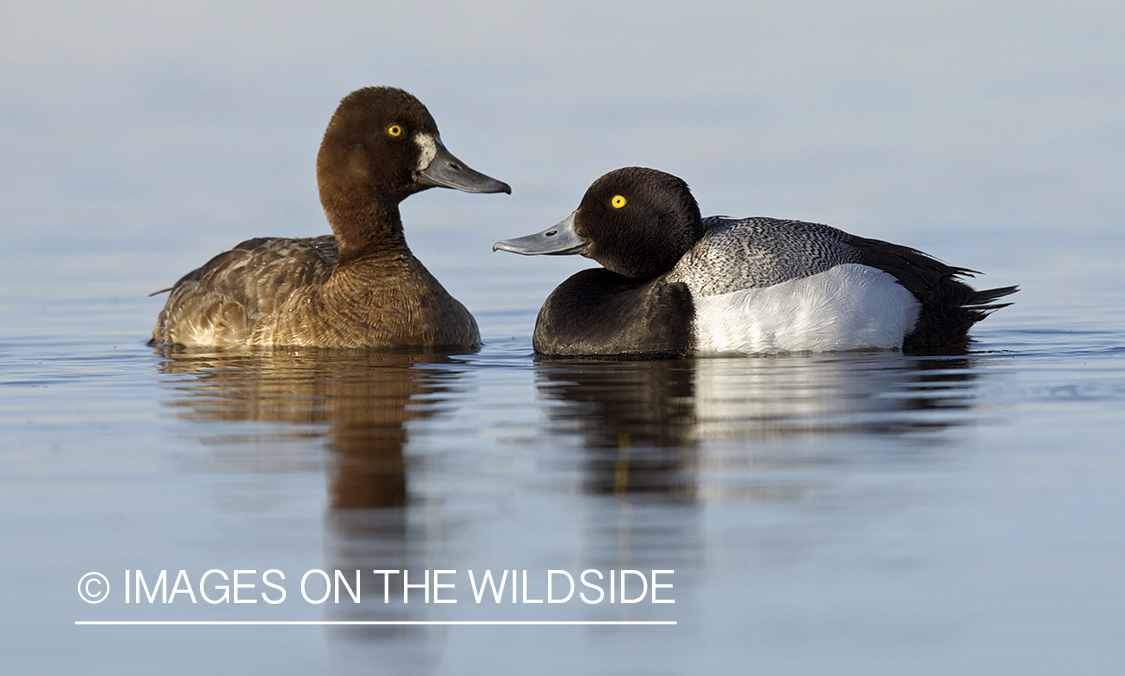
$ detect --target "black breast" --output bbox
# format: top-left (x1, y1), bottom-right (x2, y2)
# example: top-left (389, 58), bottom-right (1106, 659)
top-left (532, 268), bottom-right (695, 357)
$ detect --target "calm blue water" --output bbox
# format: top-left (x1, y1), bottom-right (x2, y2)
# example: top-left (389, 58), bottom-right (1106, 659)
top-left (3, 2), bottom-right (1124, 674)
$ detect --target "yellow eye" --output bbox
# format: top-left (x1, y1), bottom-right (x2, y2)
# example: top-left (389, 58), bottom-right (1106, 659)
top-left (611, 195), bottom-right (627, 209)
top-left (387, 124), bottom-right (403, 137)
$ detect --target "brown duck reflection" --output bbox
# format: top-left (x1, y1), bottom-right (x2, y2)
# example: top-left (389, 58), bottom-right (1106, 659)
top-left (157, 346), bottom-right (467, 650)
top-left (535, 353), bottom-right (984, 496)
top-left (155, 346), bottom-right (468, 510)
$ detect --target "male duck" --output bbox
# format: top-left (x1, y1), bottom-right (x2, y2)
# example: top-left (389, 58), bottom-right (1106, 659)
top-left (151, 87), bottom-right (510, 349)
top-left (494, 167), bottom-right (1016, 357)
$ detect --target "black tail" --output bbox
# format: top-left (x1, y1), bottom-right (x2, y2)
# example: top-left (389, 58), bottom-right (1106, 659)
top-left (848, 235), bottom-right (1017, 352)
top-left (967, 285), bottom-right (1019, 311)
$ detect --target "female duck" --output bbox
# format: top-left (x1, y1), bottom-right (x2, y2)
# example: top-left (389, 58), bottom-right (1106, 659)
top-left (151, 87), bottom-right (510, 349)
top-left (494, 167), bottom-right (1015, 356)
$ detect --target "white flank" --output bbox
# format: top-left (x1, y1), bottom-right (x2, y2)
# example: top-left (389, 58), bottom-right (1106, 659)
top-left (691, 264), bottom-right (921, 354)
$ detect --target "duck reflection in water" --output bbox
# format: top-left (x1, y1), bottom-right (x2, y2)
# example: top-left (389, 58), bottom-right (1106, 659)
top-left (155, 346), bottom-right (465, 510)
top-left (535, 352), bottom-right (986, 497)
top-left (155, 346), bottom-right (466, 651)
top-left (156, 346), bottom-right (990, 504)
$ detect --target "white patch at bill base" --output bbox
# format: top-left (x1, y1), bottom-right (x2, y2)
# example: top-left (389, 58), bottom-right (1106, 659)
top-left (414, 133), bottom-right (438, 172)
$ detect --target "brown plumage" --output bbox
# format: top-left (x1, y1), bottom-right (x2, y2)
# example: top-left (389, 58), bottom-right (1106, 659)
top-left (151, 87), bottom-right (510, 349)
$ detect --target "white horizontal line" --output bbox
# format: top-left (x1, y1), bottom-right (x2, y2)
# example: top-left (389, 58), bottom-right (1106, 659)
top-left (75, 620), bottom-right (676, 626)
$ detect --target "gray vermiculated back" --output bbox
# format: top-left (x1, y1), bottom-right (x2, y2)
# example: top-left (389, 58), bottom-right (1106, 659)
top-left (666, 217), bottom-right (864, 296)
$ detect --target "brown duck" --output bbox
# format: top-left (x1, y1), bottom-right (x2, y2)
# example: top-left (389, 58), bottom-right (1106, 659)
top-left (152, 87), bottom-right (509, 349)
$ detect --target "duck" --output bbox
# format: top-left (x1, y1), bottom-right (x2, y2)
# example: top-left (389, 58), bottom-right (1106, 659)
top-left (150, 86), bottom-right (510, 349)
top-left (494, 167), bottom-right (1016, 357)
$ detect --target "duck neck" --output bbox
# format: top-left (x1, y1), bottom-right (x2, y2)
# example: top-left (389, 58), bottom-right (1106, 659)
top-left (324, 198), bottom-right (411, 262)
